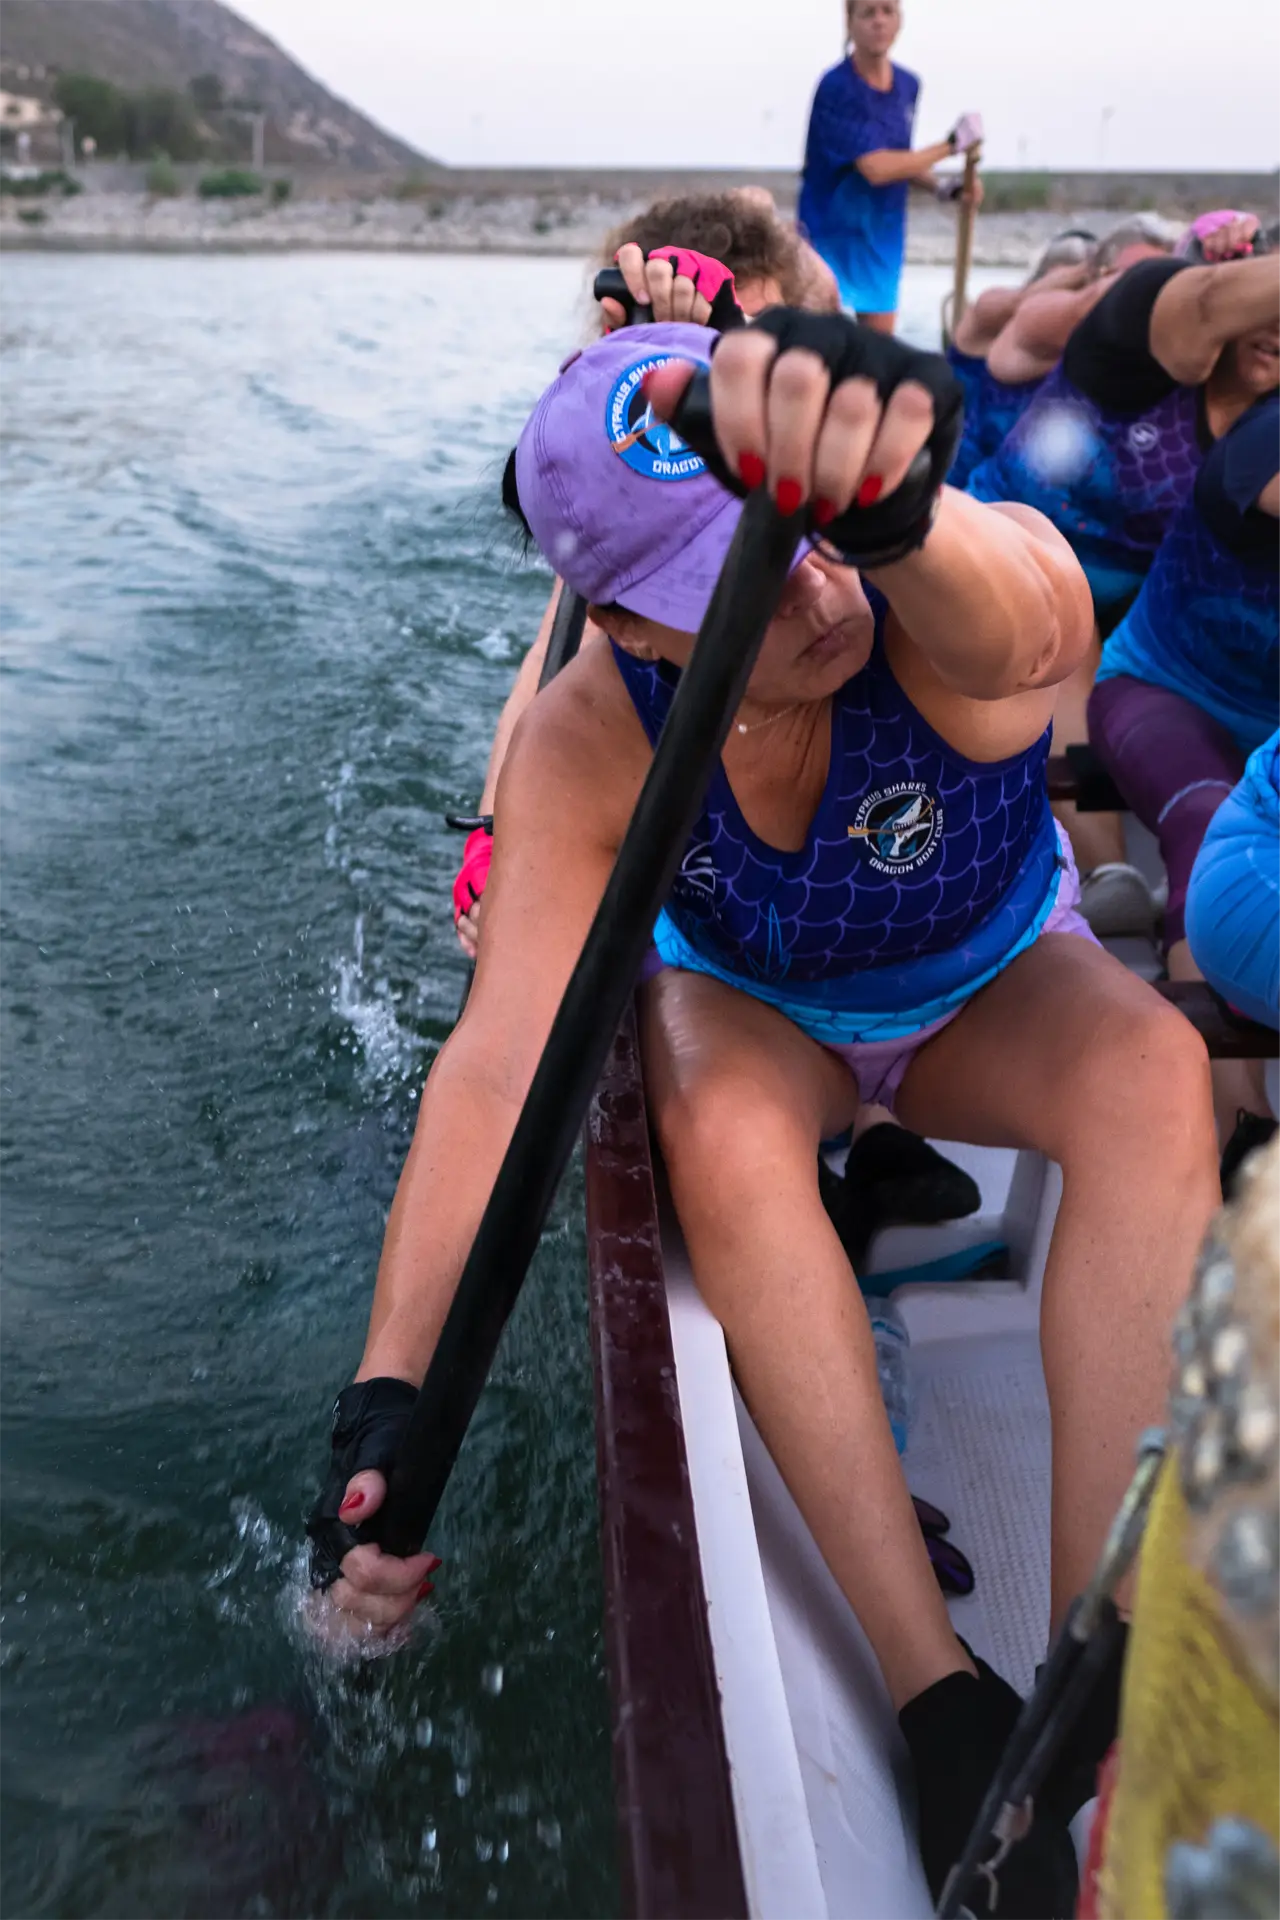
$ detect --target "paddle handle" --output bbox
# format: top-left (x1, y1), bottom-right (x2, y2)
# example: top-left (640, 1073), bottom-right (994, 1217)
top-left (592, 266), bottom-right (654, 327)
top-left (378, 489), bottom-right (801, 1554)
top-left (950, 145), bottom-right (982, 332)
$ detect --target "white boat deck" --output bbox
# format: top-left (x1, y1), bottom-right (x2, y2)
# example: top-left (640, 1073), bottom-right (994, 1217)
top-left (657, 834), bottom-right (1171, 1917)
top-left (662, 1142), bottom-right (1064, 1920)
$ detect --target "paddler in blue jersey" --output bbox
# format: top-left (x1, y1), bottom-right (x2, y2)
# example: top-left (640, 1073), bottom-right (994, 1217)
top-left (798, 0), bottom-right (983, 331)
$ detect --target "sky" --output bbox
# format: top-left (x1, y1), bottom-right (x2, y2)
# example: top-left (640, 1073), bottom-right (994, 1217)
top-left (233, 0), bottom-right (1280, 174)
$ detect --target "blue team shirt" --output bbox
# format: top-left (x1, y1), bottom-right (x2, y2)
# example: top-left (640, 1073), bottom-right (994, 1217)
top-left (799, 59), bottom-right (920, 315)
top-left (1098, 394), bottom-right (1279, 753)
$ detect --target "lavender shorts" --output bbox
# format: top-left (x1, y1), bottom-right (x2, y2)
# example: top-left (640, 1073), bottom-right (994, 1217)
top-left (642, 836), bottom-right (1098, 1114)
top-left (823, 843), bottom-right (1098, 1110)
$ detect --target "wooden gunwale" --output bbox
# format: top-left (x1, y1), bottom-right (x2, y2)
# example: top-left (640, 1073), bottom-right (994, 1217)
top-left (584, 1000), bottom-right (748, 1920)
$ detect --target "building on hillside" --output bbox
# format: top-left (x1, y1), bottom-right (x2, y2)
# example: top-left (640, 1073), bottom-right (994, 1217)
top-left (0, 90), bottom-right (59, 130)
top-left (0, 89), bottom-right (64, 164)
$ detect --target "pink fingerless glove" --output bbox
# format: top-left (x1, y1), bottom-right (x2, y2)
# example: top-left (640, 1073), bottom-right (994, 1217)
top-left (452, 827), bottom-right (492, 924)
top-left (620, 247), bottom-right (746, 331)
top-left (1175, 209), bottom-right (1252, 258)
top-left (950, 111), bottom-right (984, 152)
top-left (645, 247), bottom-right (737, 305)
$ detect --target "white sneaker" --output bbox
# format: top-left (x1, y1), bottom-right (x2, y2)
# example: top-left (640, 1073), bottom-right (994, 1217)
top-left (1079, 862), bottom-right (1160, 937)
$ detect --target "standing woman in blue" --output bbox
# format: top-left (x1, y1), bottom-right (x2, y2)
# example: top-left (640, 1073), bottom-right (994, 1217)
top-left (799, 0), bottom-right (982, 332)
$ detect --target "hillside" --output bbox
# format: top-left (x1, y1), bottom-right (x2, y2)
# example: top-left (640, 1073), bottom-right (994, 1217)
top-left (0, 0), bottom-right (436, 171)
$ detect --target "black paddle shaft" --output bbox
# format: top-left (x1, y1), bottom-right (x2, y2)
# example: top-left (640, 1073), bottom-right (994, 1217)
top-left (377, 484), bottom-right (801, 1554)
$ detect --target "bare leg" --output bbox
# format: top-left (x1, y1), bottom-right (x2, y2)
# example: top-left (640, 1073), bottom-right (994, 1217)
top-left (860, 309), bottom-right (897, 334)
top-left (1167, 937), bottom-right (1270, 1136)
top-left (1053, 625), bottom-right (1126, 870)
top-left (897, 933), bottom-right (1219, 1624)
top-left (640, 969), bottom-right (971, 1708)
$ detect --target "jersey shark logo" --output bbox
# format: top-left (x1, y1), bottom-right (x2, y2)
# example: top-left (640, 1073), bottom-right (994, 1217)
top-left (849, 784), bottom-right (943, 873)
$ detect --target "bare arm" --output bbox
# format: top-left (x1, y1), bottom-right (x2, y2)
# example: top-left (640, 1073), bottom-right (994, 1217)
top-left (362, 650), bottom-right (640, 1384)
top-left (870, 491), bottom-right (1093, 704)
top-left (1257, 472), bottom-right (1280, 517)
top-left (987, 278), bottom-right (1113, 385)
top-left (1149, 255), bottom-right (1280, 385)
top-left (478, 579), bottom-right (555, 813)
top-left (856, 138), bottom-right (954, 187)
top-left (951, 284), bottom-right (1023, 357)
top-left (479, 582), bottom-right (606, 812)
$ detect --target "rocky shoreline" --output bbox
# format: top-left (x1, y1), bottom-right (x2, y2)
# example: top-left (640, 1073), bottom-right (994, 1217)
top-left (0, 186), bottom-right (1197, 266)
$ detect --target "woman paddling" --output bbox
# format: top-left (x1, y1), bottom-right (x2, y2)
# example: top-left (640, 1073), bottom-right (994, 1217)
top-left (798, 0), bottom-right (982, 330)
top-left (1088, 391), bottom-right (1278, 1138)
top-left (308, 310), bottom-right (1219, 1910)
top-left (946, 229), bottom-right (1098, 490)
top-left (457, 209), bottom-right (979, 1251)
top-left (968, 248), bottom-right (1280, 920)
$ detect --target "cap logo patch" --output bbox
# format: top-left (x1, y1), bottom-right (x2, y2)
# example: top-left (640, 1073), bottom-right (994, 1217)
top-left (606, 354), bottom-right (708, 482)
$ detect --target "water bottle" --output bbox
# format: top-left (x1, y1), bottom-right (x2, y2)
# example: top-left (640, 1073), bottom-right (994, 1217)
top-left (869, 1297), bottom-right (912, 1455)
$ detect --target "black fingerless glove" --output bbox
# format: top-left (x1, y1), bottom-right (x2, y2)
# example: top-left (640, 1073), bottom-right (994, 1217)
top-left (306, 1377), bottom-right (418, 1590)
top-left (672, 308), bottom-right (964, 569)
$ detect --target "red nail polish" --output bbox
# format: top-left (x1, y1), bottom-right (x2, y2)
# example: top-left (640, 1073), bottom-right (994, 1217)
top-left (812, 495), bottom-right (839, 529)
top-left (737, 450), bottom-right (766, 490)
top-left (337, 1492), bottom-right (364, 1520)
top-left (417, 1580), bottom-right (434, 1602)
top-left (857, 474), bottom-right (884, 508)
top-left (774, 476), bottom-right (804, 516)
top-left (425, 1554), bottom-right (443, 1572)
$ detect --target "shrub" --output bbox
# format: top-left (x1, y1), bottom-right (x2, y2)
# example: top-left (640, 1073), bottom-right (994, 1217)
top-left (17, 207), bottom-right (47, 225)
top-left (1, 170), bottom-right (82, 198)
top-left (981, 171), bottom-right (1054, 213)
top-left (146, 154), bottom-right (181, 197)
top-left (198, 167), bottom-right (264, 199)
top-left (269, 176), bottom-right (292, 205)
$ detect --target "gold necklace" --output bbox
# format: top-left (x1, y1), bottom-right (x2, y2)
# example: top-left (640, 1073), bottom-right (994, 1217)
top-left (734, 700), bottom-right (803, 737)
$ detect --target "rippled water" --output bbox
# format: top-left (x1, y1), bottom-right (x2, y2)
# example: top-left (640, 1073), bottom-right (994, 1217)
top-left (1, 252), bottom-right (991, 1917)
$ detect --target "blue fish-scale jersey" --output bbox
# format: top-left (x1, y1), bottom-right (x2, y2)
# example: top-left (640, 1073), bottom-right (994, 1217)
top-left (967, 366), bottom-right (1203, 605)
top-left (1099, 394), bottom-right (1280, 753)
top-left (947, 345), bottom-right (1044, 491)
top-left (610, 603), bottom-right (1063, 1044)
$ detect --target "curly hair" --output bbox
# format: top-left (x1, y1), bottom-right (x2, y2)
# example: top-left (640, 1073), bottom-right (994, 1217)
top-left (600, 190), bottom-right (817, 306)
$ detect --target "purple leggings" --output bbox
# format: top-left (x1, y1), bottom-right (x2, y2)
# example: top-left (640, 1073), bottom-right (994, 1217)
top-left (1088, 675), bottom-right (1245, 949)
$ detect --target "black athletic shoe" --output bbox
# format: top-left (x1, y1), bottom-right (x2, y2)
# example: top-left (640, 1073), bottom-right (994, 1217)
top-left (1220, 1110), bottom-right (1277, 1203)
top-left (820, 1123), bottom-right (981, 1273)
top-left (899, 1658), bottom-right (1079, 1918)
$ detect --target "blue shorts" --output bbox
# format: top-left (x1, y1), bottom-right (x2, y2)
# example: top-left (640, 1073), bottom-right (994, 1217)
top-left (809, 230), bottom-right (903, 316)
top-left (1186, 750), bottom-right (1280, 1029)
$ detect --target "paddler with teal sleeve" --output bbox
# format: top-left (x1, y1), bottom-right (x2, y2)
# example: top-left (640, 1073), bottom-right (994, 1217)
top-left (1087, 392), bottom-right (1278, 1137)
top-left (798, 0), bottom-right (982, 332)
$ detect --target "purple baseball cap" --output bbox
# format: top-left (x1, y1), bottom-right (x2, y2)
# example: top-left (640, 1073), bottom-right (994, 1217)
top-left (515, 322), bottom-right (804, 632)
